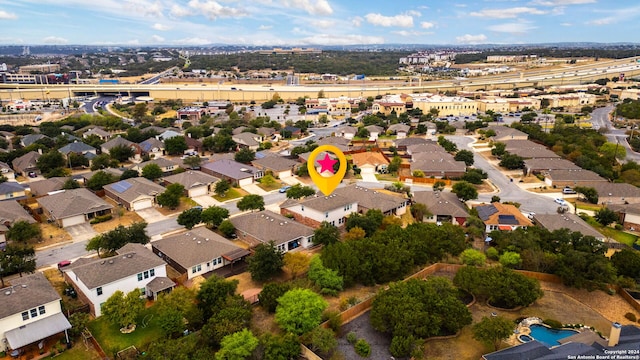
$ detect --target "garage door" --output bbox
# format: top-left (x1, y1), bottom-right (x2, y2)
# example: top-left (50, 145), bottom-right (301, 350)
top-left (62, 215), bottom-right (86, 228)
top-left (278, 170), bottom-right (292, 179)
top-left (189, 186), bottom-right (208, 197)
top-left (360, 166), bottom-right (375, 175)
top-left (132, 199), bottom-right (153, 211)
top-left (238, 177), bottom-right (253, 187)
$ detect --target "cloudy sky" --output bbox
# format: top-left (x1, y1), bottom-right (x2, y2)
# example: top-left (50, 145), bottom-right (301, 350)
top-left (0, 0), bottom-right (638, 46)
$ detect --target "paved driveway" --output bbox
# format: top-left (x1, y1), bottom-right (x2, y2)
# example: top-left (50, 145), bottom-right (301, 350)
top-left (242, 183), bottom-right (269, 195)
top-left (360, 172), bottom-right (379, 182)
top-left (136, 208), bottom-right (166, 223)
top-left (65, 223), bottom-right (97, 241)
top-left (192, 195), bottom-right (222, 208)
top-left (280, 176), bottom-right (302, 186)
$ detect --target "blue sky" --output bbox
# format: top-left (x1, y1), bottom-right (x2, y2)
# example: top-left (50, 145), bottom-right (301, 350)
top-left (0, 0), bottom-right (639, 46)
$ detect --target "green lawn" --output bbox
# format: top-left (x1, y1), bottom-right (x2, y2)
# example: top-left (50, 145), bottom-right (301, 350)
top-left (375, 174), bottom-right (399, 182)
top-left (584, 216), bottom-right (638, 246)
top-left (213, 188), bottom-right (244, 202)
top-left (88, 306), bottom-right (163, 357)
top-left (181, 197), bottom-right (198, 207)
top-left (257, 181), bottom-right (282, 192)
top-left (54, 344), bottom-right (102, 360)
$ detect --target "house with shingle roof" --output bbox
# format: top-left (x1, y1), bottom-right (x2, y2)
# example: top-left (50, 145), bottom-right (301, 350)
top-left (12, 151), bottom-right (40, 177)
top-left (230, 210), bottom-right (315, 252)
top-left (20, 134), bottom-right (49, 147)
top-left (487, 125), bottom-right (528, 142)
top-left (335, 126), bottom-right (357, 140)
top-left (523, 158), bottom-right (580, 176)
top-left (151, 227), bottom-right (250, 280)
top-left (333, 185), bottom-right (408, 216)
top-left (475, 202), bottom-right (532, 232)
top-left (201, 159), bottom-right (263, 187)
top-left (413, 191), bottom-right (468, 225)
top-left (0, 161), bottom-right (15, 181)
top-left (350, 151), bottom-right (389, 175)
top-left (251, 156), bottom-right (299, 179)
top-left (589, 182), bottom-right (640, 205)
top-left (543, 169), bottom-right (608, 188)
top-left (162, 170), bottom-right (219, 198)
top-left (80, 168), bottom-right (124, 185)
top-left (82, 127), bottom-right (111, 141)
top-left (280, 193), bottom-right (358, 229)
top-left (103, 177), bottom-right (165, 211)
top-left (129, 157), bottom-right (179, 175)
top-left (394, 137), bottom-right (430, 150)
top-left (37, 188), bottom-right (113, 228)
top-left (58, 141), bottom-right (96, 157)
top-left (101, 136), bottom-right (141, 160)
top-left (232, 132), bottom-right (262, 151)
top-left (610, 203), bottom-right (640, 230)
top-left (406, 142), bottom-right (444, 155)
top-left (411, 152), bottom-right (467, 179)
top-left (156, 129), bottom-right (182, 141)
top-left (532, 213), bottom-right (605, 241)
top-left (63, 243), bottom-right (169, 316)
top-left (28, 177), bottom-right (68, 197)
top-left (0, 200), bottom-right (35, 248)
top-left (387, 123), bottom-right (410, 139)
top-left (0, 182), bottom-right (26, 202)
top-left (502, 139), bottom-right (560, 159)
top-left (317, 136), bottom-right (350, 152)
top-left (0, 272), bottom-right (72, 353)
top-left (139, 137), bottom-right (165, 159)
top-left (365, 125), bottom-right (385, 140)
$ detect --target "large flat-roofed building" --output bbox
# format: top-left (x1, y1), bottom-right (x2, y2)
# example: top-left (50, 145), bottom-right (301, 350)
top-left (412, 94), bottom-right (477, 116)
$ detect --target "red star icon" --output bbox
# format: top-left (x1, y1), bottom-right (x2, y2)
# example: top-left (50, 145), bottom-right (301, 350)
top-left (318, 153), bottom-right (337, 174)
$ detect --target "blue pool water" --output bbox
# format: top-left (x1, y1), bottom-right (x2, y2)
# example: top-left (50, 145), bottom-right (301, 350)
top-left (529, 324), bottom-right (578, 347)
top-left (518, 334), bottom-right (533, 342)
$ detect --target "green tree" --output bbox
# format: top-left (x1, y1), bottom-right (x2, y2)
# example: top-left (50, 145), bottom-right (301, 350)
top-left (62, 178), bottom-right (80, 189)
top-left (215, 329), bottom-right (259, 360)
top-left (7, 220), bottom-right (41, 243)
top-left (0, 245), bottom-right (36, 286)
top-left (308, 256), bottom-right (343, 296)
top-left (313, 221), bottom-right (340, 246)
top-left (184, 155), bottom-right (202, 169)
top-left (85, 222), bottom-right (149, 255)
top-left (595, 207), bottom-right (618, 226)
top-left (345, 209), bottom-right (384, 237)
top-left (460, 248), bottom-right (486, 266)
top-left (108, 144), bottom-right (135, 162)
top-left (461, 168), bottom-right (488, 184)
top-left (472, 316), bottom-right (515, 351)
top-left (283, 251), bottom-right (310, 280)
top-left (196, 275), bottom-right (239, 321)
top-left (491, 142), bottom-right (506, 157)
top-left (261, 332), bottom-right (300, 360)
top-left (201, 206), bottom-right (229, 228)
top-left (452, 181), bottom-right (478, 201)
top-left (275, 288), bottom-right (328, 335)
top-left (234, 148), bottom-right (255, 164)
top-left (68, 312), bottom-right (90, 339)
top-left (285, 184), bottom-right (315, 199)
top-left (203, 134), bottom-right (236, 153)
top-left (600, 142), bottom-right (627, 161)
top-left (202, 295), bottom-right (252, 348)
top-left (306, 327), bottom-right (337, 356)
top-left (155, 287), bottom-right (199, 337)
top-left (433, 180), bottom-right (446, 192)
top-left (387, 156), bottom-right (402, 174)
top-left (499, 251), bottom-right (522, 269)
top-left (214, 179), bottom-right (231, 197)
top-left (68, 152), bottom-right (89, 168)
top-left (260, 174), bottom-right (277, 187)
top-left (142, 163), bottom-right (163, 180)
top-left (90, 153), bottom-right (114, 170)
top-left (612, 249), bottom-right (640, 281)
top-left (258, 282), bottom-right (291, 313)
top-left (101, 289), bottom-right (144, 329)
top-left (157, 183), bottom-right (185, 209)
top-left (237, 194), bottom-right (265, 212)
top-left (177, 207), bottom-right (203, 229)
top-left (248, 241), bottom-right (284, 282)
top-left (120, 169), bottom-right (139, 180)
top-left (36, 151), bottom-right (66, 174)
top-left (86, 170), bottom-right (118, 191)
top-left (131, 102), bottom-right (148, 121)
top-left (454, 149), bottom-right (475, 166)
top-left (218, 220), bottom-right (236, 238)
top-left (574, 186), bottom-right (599, 204)
top-left (164, 136), bottom-right (188, 155)
top-left (499, 153), bottom-right (525, 169)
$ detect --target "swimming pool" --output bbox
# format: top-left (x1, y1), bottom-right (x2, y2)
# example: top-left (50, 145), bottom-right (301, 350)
top-left (529, 324), bottom-right (578, 347)
top-left (518, 334), bottom-right (533, 343)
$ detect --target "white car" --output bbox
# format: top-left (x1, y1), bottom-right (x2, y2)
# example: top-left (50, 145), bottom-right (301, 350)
top-left (554, 198), bottom-right (567, 206)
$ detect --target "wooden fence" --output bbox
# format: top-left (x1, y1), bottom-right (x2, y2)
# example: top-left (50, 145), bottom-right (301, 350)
top-left (399, 176), bottom-right (452, 186)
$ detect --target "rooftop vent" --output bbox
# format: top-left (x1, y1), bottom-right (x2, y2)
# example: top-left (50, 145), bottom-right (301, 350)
top-left (21, 284), bottom-right (27, 288)
top-left (197, 241), bottom-right (201, 244)
top-left (108, 260), bottom-right (113, 264)
top-left (4, 290), bottom-right (11, 296)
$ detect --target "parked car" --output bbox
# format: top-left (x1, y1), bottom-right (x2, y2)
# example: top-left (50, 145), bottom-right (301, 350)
top-left (554, 198), bottom-right (568, 206)
top-left (563, 187), bottom-right (577, 194)
top-left (279, 185), bottom-right (292, 193)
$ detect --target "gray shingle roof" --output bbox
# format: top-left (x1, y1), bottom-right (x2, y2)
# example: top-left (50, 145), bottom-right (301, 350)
top-left (387, 123), bottom-right (410, 133)
top-left (544, 169), bottom-right (607, 182)
top-left (533, 213), bottom-right (605, 239)
top-left (232, 132), bottom-right (261, 147)
top-left (201, 159), bottom-right (261, 180)
top-left (83, 127), bottom-right (110, 138)
top-left (21, 134), bottom-right (49, 147)
top-left (333, 185), bottom-right (407, 213)
top-left (133, 157), bottom-right (178, 170)
top-left (413, 191), bottom-right (468, 218)
top-left (139, 138), bottom-right (164, 152)
top-left (523, 158), bottom-right (580, 172)
top-left (12, 151), bottom-right (40, 173)
top-left (0, 200), bottom-right (35, 225)
top-left (251, 156), bottom-right (298, 172)
top-left (102, 136), bottom-right (135, 151)
top-left (152, 227), bottom-right (246, 269)
top-left (68, 243), bottom-right (166, 289)
top-left (28, 177), bottom-right (67, 196)
top-left (37, 188), bottom-right (113, 219)
top-left (394, 137), bottom-right (430, 147)
top-left (162, 170), bottom-right (219, 189)
top-left (281, 193), bottom-right (354, 212)
top-left (590, 182), bottom-right (640, 199)
top-left (103, 177), bottom-right (165, 203)
top-left (230, 210), bottom-right (314, 246)
top-left (0, 181), bottom-right (25, 196)
top-left (0, 272), bottom-right (61, 320)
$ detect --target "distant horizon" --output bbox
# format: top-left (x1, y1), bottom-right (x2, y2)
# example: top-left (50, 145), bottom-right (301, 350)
top-left (1, 1), bottom-right (639, 46)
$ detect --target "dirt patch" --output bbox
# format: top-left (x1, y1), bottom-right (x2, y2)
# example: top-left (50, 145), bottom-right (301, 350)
top-left (156, 199), bottom-right (192, 216)
top-left (42, 268), bottom-right (86, 311)
top-left (36, 223), bottom-right (72, 249)
top-left (91, 210), bottom-right (144, 233)
top-left (475, 181), bottom-right (495, 194)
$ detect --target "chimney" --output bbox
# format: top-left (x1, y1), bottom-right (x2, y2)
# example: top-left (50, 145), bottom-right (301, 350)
top-left (37, 148), bottom-right (42, 155)
top-left (609, 322), bottom-right (622, 347)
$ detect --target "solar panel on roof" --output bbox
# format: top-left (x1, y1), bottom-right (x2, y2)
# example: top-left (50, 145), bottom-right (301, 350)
top-left (498, 214), bottom-right (519, 225)
top-left (111, 180), bottom-right (132, 193)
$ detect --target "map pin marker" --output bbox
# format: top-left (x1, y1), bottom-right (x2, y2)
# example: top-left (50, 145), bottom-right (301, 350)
top-left (307, 145), bottom-right (347, 196)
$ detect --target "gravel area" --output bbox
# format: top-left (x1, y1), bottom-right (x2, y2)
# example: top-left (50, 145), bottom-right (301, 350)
top-left (337, 311), bottom-right (399, 360)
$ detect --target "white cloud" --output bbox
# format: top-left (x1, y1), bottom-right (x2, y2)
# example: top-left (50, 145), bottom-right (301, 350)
top-left (588, 17), bottom-right (615, 25)
top-left (280, 0), bottom-right (333, 16)
top-left (152, 23), bottom-right (171, 31)
top-left (406, 10), bottom-right (421, 17)
top-left (188, 0), bottom-right (247, 19)
top-left (393, 30), bottom-right (430, 37)
top-left (365, 13), bottom-right (414, 28)
top-left (530, 0), bottom-right (595, 5)
top-left (0, 10), bottom-right (17, 20)
top-left (173, 37), bottom-right (211, 45)
top-left (561, 22), bottom-right (572, 26)
top-left (124, 0), bottom-right (163, 17)
top-left (309, 19), bottom-right (334, 29)
top-left (420, 21), bottom-right (435, 29)
top-left (258, 25), bottom-right (273, 30)
top-left (454, 3), bottom-right (467, 7)
top-left (42, 36), bottom-right (68, 44)
top-left (151, 34), bottom-right (165, 42)
top-left (470, 7), bottom-right (546, 19)
top-left (351, 16), bottom-right (363, 27)
top-left (299, 33), bottom-right (384, 45)
top-left (489, 22), bottom-right (537, 34)
top-left (456, 34), bottom-right (487, 44)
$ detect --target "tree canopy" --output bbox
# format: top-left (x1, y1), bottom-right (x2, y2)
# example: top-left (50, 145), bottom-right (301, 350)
top-left (237, 194), bottom-right (265, 212)
top-left (247, 241), bottom-right (284, 282)
top-left (275, 288), bottom-right (328, 335)
top-left (472, 316), bottom-right (515, 351)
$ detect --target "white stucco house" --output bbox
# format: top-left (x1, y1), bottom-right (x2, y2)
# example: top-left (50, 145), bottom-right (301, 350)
top-left (280, 193), bottom-right (358, 228)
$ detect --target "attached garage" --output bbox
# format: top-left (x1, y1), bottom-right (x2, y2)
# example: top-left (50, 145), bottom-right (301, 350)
top-left (238, 177), bottom-right (253, 187)
top-left (132, 198), bottom-right (154, 211)
top-left (188, 185), bottom-right (208, 198)
top-left (61, 214), bottom-right (86, 228)
top-left (275, 169), bottom-right (293, 179)
top-left (359, 164), bottom-right (376, 175)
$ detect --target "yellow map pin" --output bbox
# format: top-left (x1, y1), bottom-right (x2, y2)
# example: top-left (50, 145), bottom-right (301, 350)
top-left (307, 145), bottom-right (347, 196)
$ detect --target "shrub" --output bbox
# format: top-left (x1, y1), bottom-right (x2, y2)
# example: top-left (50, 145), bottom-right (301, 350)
top-left (89, 214), bottom-right (112, 224)
top-left (543, 319), bottom-right (563, 329)
top-left (486, 247), bottom-right (499, 260)
top-left (346, 331), bottom-right (357, 344)
top-left (324, 310), bottom-right (343, 334)
top-left (625, 312), bottom-right (637, 322)
top-left (354, 339), bottom-right (371, 357)
top-left (390, 335), bottom-right (414, 358)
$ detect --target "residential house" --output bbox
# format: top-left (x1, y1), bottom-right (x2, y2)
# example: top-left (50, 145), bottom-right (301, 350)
top-left (0, 272), bottom-right (71, 353)
top-left (129, 158), bottom-right (179, 175)
top-left (251, 156), bottom-right (299, 179)
top-left (201, 159), bottom-right (263, 187)
top-left (394, 137), bottom-right (430, 150)
top-left (232, 132), bottom-right (262, 151)
top-left (0, 200), bottom-right (36, 248)
top-left (350, 151), bottom-right (389, 175)
top-left (184, 136), bottom-right (203, 155)
top-left (139, 137), bottom-right (165, 159)
top-left (543, 169), bottom-right (608, 188)
top-left (151, 227), bottom-right (250, 281)
top-left (101, 136), bottom-right (141, 160)
top-left (230, 210), bottom-right (315, 252)
top-left (589, 182), bottom-right (640, 205)
top-left (0, 182), bottom-right (27, 201)
top-left (20, 134), bottom-right (49, 147)
top-left (335, 126), bottom-right (357, 140)
top-left (280, 193), bottom-right (358, 228)
top-left (523, 158), bottom-right (580, 176)
top-left (333, 185), bottom-right (408, 216)
top-left (476, 202), bottom-right (532, 232)
top-left (502, 139), bottom-right (560, 159)
top-left (12, 151), bottom-right (40, 177)
top-left (232, 126), bottom-right (247, 135)
top-left (37, 188), bottom-right (113, 228)
top-left (156, 129), bottom-right (182, 141)
top-left (28, 177), bottom-right (68, 197)
top-left (82, 127), bottom-right (111, 141)
top-left (487, 126), bottom-right (528, 142)
top-left (410, 152), bottom-right (467, 178)
top-left (405, 142), bottom-right (444, 155)
top-left (365, 125), bottom-right (384, 141)
top-left (257, 127), bottom-right (277, 141)
top-left (0, 161), bottom-right (15, 181)
top-left (610, 203), bottom-right (640, 230)
top-left (532, 213), bottom-right (605, 241)
top-left (162, 171), bottom-right (219, 198)
top-left (80, 168), bottom-right (124, 185)
top-left (317, 137), bottom-right (350, 152)
top-left (103, 177), bottom-right (165, 211)
top-left (63, 243), bottom-right (170, 316)
top-left (58, 141), bottom-right (97, 157)
top-left (282, 126), bottom-right (302, 138)
top-left (413, 191), bottom-right (468, 225)
top-left (387, 124), bottom-right (411, 139)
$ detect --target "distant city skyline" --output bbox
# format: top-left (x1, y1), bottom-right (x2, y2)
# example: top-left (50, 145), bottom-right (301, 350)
top-left (0, 0), bottom-right (639, 46)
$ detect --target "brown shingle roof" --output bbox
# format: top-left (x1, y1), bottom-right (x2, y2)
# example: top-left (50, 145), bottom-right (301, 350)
top-left (103, 177), bottom-right (165, 203)
top-left (252, 156), bottom-right (299, 172)
top-left (281, 193), bottom-right (354, 212)
top-left (0, 200), bottom-right (35, 225)
top-left (12, 151), bottom-right (40, 173)
top-left (333, 185), bottom-right (407, 213)
top-left (37, 188), bottom-right (113, 219)
top-left (162, 170), bottom-right (219, 189)
top-left (230, 210), bottom-right (314, 246)
top-left (350, 152), bottom-right (389, 167)
top-left (533, 213), bottom-right (604, 239)
top-left (28, 177), bottom-right (67, 196)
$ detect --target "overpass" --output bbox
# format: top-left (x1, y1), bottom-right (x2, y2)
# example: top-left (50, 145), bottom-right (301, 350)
top-left (2, 56), bottom-right (640, 104)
